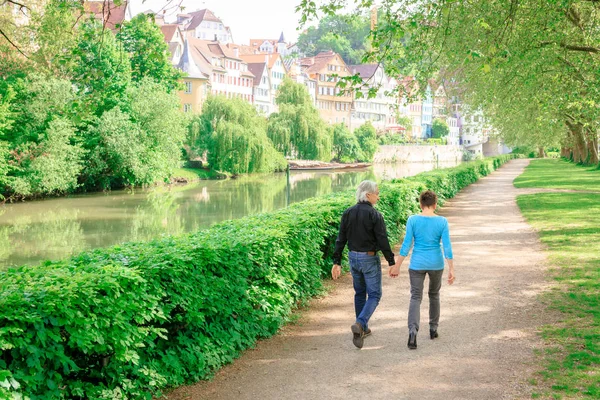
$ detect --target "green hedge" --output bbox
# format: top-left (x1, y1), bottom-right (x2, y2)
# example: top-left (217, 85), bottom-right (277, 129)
top-left (0, 155), bottom-right (514, 399)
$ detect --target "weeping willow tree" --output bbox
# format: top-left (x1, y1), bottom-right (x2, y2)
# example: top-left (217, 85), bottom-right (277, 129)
top-left (268, 78), bottom-right (332, 161)
top-left (190, 96), bottom-right (287, 174)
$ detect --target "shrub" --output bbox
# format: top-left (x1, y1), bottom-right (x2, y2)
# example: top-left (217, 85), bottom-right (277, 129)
top-left (0, 155), bottom-right (515, 398)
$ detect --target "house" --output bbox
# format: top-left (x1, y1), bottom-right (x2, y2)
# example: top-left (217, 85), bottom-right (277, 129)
top-left (247, 62), bottom-right (273, 115)
top-left (84, 0), bottom-right (133, 30)
top-left (432, 83), bottom-right (449, 118)
top-left (398, 77), bottom-right (423, 138)
top-left (348, 64), bottom-right (398, 132)
top-left (286, 59), bottom-right (317, 105)
top-left (176, 9), bottom-right (233, 43)
top-left (160, 24), bottom-right (185, 65)
top-left (460, 109), bottom-right (490, 155)
top-left (240, 53), bottom-right (287, 109)
top-left (177, 40), bottom-right (210, 113)
top-left (175, 39), bottom-right (255, 113)
top-left (447, 116), bottom-right (460, 146)
top-left (300, 51), bottom-right (353, 126)
top-left (248, 32), bottom-right (289, 55)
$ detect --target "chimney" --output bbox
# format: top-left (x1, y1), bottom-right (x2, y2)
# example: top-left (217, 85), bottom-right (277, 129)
top-left (234, 48), bottom-right (239, 58)
top-left (265, 54), bottom-right (268, 63)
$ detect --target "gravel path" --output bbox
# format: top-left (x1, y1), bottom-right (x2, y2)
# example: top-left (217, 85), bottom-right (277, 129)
top-left (165, 159), bottom-right (552, 400)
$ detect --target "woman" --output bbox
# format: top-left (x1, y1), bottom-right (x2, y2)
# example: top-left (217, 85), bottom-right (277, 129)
top-left (389, 190), bottom-right (455, 349)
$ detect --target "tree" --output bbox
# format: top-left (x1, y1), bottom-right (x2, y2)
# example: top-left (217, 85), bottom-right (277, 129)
top-left (191, 96), bottom-right (286, 174)
top-left (268, 78), bottom-right (332, 161)
top-left (117, 13), bottom-right (183, 92)
top-left (71, 18), bottom-right (132, 118)
top-left (297, 13), bottom-right (370, 65)
top-left (298, 0), bottom-right (600, 167)
top-left (332, 123), bottom-right (362, 162)
top-left (85, 78), bottom-right (187, 188)
top-left (354, 121), bottom-right (378, 162)
top-left (431, 119), bottom-right (449, 139)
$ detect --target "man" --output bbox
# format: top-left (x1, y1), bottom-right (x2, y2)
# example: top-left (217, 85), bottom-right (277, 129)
top-left (332, 180), bottom-right (396, 349)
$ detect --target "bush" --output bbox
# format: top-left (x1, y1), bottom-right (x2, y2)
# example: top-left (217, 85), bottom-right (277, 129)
top-left (354, 121), bottom-right (378, 162)
top-left (0, 155), bottom-right (515, 398)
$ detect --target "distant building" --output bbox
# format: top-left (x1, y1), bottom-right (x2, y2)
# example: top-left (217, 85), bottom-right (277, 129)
top-left (348, 64), bottom-right (398, 132)
top-left (176, 9), bottom-right (233, 43)
top-left (300, 51), bottom-right (353, 126)
top-left (84, 1), bottom-right (133, 30)
top-left (160, 24), bottom-right (185, 65)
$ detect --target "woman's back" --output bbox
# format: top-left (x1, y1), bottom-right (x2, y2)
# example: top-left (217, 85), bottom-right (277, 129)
top-left (399, 214), bottom-right (453, 270)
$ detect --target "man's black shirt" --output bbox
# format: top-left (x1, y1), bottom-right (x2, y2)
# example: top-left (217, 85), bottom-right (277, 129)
top-left (332, 201), bottom-right (395, 266)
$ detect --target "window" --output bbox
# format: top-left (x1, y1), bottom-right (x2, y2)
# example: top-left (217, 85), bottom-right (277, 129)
top-left (184, 81), bottom-right (192, 94)
top-left (183, 104), bottom-right (192, 112)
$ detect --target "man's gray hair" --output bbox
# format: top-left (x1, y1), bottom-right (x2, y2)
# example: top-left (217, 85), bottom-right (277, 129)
top-left (356, 180), bottom-right (378, 203)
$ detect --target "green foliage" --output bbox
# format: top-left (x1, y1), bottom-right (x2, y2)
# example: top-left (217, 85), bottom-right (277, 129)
top-left (0, 9), bottom-right (188, 199)
top-left (71, 19), bottom-right (132, 117)
top-left (0, 155), bottom-right (514, 399)
top-left (378, 133), bottom-right (408, 145)
top-left (297, 13), bottom-right (371, 64)
top-left (191, 96), bottom-right (287, 174)
top-left (354, 121), bottom-right (378, 162)
top-left (268, 78), bottom-right (332, 161)
top-left (514, 158), bottom-right (600, 191)
top-left (332, 123), bottom-right (362, 162)
top-left (431, 119), bottom-right (449, 139)
top-left (85, 78), bottom-right (187, 188)
top-left (117, 14), bottom-right (183, 92)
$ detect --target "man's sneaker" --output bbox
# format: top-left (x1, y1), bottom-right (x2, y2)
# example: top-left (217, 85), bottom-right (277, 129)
top-left (430, 329), bottom-right (438, 340)
top-left (364, 328), bottom-right (372, 337)
top-left (351, 323), bottom-right (364, 349)
top-left (407, 332), bottom-right (417, 349)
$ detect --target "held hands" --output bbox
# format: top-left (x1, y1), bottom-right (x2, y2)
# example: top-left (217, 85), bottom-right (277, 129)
top-left (388, 264), bottom-right (400, 278)
top-left (331, 264), bottom-right (342, 280)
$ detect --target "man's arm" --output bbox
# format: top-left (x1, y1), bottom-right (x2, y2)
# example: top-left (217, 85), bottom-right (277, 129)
top-left (331, 211), bottom-right (348, 279)
top-left (373, 212), bottom-right (395, 266)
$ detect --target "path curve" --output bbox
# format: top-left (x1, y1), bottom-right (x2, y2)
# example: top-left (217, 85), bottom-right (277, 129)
top-left (166, 159), bottom-right (552, 400)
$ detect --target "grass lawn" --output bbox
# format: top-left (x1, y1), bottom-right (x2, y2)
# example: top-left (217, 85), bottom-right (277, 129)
top-left (516, 159), bottom-right (600, 398)
top-left (514, 158), bottom-right (600, 191)
top-left (171, 167), bottom-right (226, 182)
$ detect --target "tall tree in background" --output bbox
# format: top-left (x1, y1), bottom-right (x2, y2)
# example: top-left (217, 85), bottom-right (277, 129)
top-left (354, 121), bottom-right (378, 162)
top-left (268, 78), bottom-right (332, 161)
top-left (297, 13), bottom-right (370, 64)
top-left (117, 13), bottom-right (183, 92)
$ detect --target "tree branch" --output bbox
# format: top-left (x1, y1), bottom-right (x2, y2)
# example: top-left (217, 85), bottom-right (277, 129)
top-left (539, 41), bottom-right (600, 53)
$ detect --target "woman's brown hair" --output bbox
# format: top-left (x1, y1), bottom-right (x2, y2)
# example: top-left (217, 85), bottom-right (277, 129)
top-left (419, 190), bottom-right (438, 208)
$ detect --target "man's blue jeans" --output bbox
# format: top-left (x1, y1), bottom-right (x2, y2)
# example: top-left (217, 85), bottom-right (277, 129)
top-left (349, 251), bottom-right (382, 330)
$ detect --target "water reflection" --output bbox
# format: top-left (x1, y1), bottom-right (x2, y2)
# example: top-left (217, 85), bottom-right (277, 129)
top-left (0, 162), bottom-right (455, 268)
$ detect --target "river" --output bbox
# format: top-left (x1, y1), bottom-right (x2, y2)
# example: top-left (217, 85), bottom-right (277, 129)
top-left (0, 162), bottom-right (457, 268)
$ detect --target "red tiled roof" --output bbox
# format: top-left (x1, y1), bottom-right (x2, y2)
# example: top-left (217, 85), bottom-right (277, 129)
top-left (348, 64), bottom-right (379, 80)
top-left (160, 24), bottom-right (179, 43)
top-left (247, 63), bottom-right (267, 86)
top-left (84, 1), bottom-right (128, 30)
top-left (240, 53), bottom-right (283, 70)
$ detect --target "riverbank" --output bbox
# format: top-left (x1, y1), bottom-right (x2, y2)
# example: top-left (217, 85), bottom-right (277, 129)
top-left (170, 168), bottom-right (227, 183)
top-left (515, 159), bottom-right (600, 398)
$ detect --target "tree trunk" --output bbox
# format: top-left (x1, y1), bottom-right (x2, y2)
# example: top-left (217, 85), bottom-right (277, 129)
top-left (566, 120), bottom-right (587, 163)
top-left (537, 146), bottom-right (545, 158)
top-left (585, 128), bottom-right (599, 165)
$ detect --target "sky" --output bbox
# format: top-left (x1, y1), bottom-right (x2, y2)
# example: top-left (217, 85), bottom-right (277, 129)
top-left (130, 0), bottom-right (312, 45)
